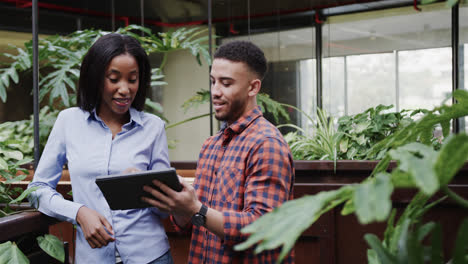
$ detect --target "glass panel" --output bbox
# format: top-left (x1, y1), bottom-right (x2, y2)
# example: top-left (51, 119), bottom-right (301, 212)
top-left (323, 57), bottom-right (345, 117)
top-left (299, 59), bottom-right (316, 132)
top-left (324, 4), bottom-right (452, 118)
top-left (399, 47), bottom-right (452, 110)
top-left (347, 53), bottom-right (396, 115)
top-left (460, 3), bottom-right (468, 131)
top-left (462, 3), bottom-right (468, 91)
top-left (222, 26), bottom-right (316, 130)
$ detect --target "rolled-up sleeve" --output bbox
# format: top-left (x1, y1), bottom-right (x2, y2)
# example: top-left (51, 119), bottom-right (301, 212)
top-left (222, 137), bottom-right (294, 246)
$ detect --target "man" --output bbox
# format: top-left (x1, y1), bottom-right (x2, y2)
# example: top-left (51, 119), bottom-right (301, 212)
top-left (143, 40), bottom-right (295, 263)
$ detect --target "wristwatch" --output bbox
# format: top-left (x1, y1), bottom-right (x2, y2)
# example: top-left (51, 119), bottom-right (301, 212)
top-left (191, 204), bottom-right (208, 227)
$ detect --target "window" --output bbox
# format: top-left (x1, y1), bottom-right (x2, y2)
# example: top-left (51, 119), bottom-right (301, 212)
top-left (222, 3), bottom-right (456, 131)
top-left (323, 4), bottom-right (452, 117)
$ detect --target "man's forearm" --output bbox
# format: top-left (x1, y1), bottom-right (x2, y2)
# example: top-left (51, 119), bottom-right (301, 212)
top-left (205, 207), bottom-right (224, 238)
top-left (175, 203), bottom-right (224, 239)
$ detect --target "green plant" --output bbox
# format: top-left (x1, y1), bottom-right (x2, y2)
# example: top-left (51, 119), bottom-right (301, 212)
top-left (281, 108), bottom-right (342, 161)
top-left (0, 106), bottom-right (59, 162)
top-left (0, 235), bottom-right (65, 263)
top-left (364, 193), bottom-right (468, 264)
top-left (0, 241), bottom-right (29, 264)
top-left (0, 149), bottom-right (65, 263)
top-left (0, 158), bottom-right (34, 217)
top-left (0, 25), bottom-right (211, 108)
top-left (337, 105), bottom-right (430, 160)
top-left (281, 104), bottom-right (432, 162)
top-left (234, 90), bottom-right (468, 263)
top-left (0, 25), bottom-right (215, 152)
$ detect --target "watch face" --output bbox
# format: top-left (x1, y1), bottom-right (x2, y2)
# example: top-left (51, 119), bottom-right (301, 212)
top-left (192, 214), bottom-right (205, 227)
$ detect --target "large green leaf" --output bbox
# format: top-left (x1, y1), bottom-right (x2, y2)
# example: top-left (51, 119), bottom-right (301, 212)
top-left (0, 241), bottom-right (29, 264)
top-left (452, 218), bottom-right (468, 264)
top-left (389, 143), bottom-right (439, 195)
top-left (396, 219), bottom-right (412, 263)
top-left (0, 150), bottom-right (23, 161)
top-left (364, 234), bottom-right (397, 264)
top-left (0, 79), bottom-right (6, 102)
top-left (9, 186), bottom-right (38, 204)
top-left (390, 170), bottom-right (415, 188)
top-left (354, 173), bottom-right (393, 224)
top-left (234, 186), bottom-right (353, 263)
top-left (367, 249), bottom-right (380, 264)
top-left (0, 157), bottom-right (7, 170)
top-left (430, 224), bottom-right (443, 264)
top-left (434, 134), bottom-right (468, 186)
top-left (5, 174), bottom-right (27, 184)
top-left (37, 234), bottom-right (65, 263)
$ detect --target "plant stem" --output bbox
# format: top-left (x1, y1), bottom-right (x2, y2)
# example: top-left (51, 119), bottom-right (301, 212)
top-left (166, 113), bottom-right (211, 129)
top-left (159, 53), bottom-right (168, 71)
top-left (441, 185), bottom-right (468, 209)
top-left (0, 208), bottom-right (9, 216)
top-left (280, 103), bottom-right (315, 123)
top-left (0, 208), bottom-right (37, 217)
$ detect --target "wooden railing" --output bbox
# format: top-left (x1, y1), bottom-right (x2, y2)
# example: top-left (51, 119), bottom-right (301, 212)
top-left (3, 161), bottom-right (468, 263)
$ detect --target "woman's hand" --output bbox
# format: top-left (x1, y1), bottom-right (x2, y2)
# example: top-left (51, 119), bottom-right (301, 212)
top-left (76, 206), bottom-right (115, 248)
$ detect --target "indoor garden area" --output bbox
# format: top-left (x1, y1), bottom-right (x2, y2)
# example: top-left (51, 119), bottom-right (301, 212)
top-left (0, 0), bottom-right (467, 263)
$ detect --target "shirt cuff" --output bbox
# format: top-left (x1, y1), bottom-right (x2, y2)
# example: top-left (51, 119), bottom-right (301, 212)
top-left (170, 214), bottom-right (192, 234)
top-left (222, 211), bottom-right (250, 246)
top-left (151, 207), bottom-right (169, 219)
top-left (49, 195), bottom-right (84, 225)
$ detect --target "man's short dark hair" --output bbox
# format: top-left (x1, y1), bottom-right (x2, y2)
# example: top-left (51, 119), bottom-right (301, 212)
top-left (77, 33), bottom-right (150, 112)
top-left (213, 41), bottom-right (267, 80)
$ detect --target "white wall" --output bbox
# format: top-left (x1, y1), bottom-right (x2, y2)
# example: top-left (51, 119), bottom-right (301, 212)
top-left (162, 49), bottom-right (213, 161)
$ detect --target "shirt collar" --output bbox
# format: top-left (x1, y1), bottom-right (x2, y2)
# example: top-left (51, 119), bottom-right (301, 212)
top-left (221, 106), bottom-right (262, 145)
top-left (84, 107), bottom-right (143, 127)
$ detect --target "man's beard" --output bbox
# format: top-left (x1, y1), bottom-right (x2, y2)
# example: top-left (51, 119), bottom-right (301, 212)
top-left (214, 98), bottom-right (245, 123)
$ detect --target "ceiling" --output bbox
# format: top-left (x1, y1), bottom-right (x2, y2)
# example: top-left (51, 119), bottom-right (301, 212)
top-left (0, 0), bottom-right (418, 35)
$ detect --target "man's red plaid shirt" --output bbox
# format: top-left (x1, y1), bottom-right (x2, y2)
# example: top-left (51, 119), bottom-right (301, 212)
top-left (173, 106), bottom-right (295, 263)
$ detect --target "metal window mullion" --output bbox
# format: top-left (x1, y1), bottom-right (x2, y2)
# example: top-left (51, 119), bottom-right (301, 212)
top-left (111, 0), bottom-right (115, 31)
top-left (344, 56), bottom-right (348, 116)
top-left (32, 0), bottom-right (40, 168)
top-left (208, 0), bottom-right (213, 136)
top-left (452, 2), bottom-right (460, 133)
top-left (395, 50), bottom-right (400, 112)
top-left (315, 17), bottom-right (323, 110)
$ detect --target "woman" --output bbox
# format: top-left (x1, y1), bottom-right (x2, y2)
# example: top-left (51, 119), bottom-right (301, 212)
top-left (28, 33), bottom-right (173, 264)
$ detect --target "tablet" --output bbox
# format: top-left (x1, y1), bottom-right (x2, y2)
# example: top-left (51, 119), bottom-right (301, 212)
top-left (95, 168), bottom-right (182, 210)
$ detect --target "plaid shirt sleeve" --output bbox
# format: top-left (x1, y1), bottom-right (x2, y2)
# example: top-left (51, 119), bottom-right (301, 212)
top-left (222, 136), bottom-right (294, 246)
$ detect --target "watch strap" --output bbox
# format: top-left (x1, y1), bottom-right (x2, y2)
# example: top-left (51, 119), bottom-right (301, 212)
top-left (198, 204), bottom-right (208, 217)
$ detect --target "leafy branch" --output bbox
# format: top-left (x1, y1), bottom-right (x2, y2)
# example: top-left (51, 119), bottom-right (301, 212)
top-left (0, 25), bottom-right (213, 108)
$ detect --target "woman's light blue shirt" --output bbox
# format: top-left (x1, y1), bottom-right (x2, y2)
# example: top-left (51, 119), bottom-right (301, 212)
top-left (28, 107), bottom-right (171, 264)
